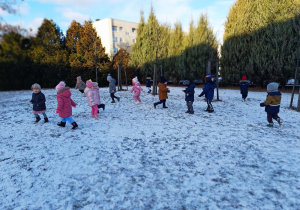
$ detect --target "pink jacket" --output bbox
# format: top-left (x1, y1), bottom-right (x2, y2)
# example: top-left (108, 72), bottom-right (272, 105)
top-left (56, 87), bottom-right (76, 118)
top-left (130, 83), bottom-right (143, 97)
top-left (84, 87), bottom-right (100, 107)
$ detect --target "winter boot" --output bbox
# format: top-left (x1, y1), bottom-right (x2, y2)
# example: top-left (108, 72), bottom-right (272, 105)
top-left (163, 105), bottom-right (168, 109)
top-left (154, 103), bottom-right (157, 109)
top-left (111, 100), bottom-right (115, 103)
top-left (277, 118), bottom-right (283, 126)
top-left (71, 122), bottom-right (78, 130)
top-left (44, 117), bottom-right (49, 123)
top-left (57, 121), bottom-right (66, 127)
top-left (208, 109), bottom-right (214, 113)
top-left (267, 123), bottom-right (274, 128)
top-left (94, 115), bottom-right (100, 119)
top-left (185, 110), bottom-right (190, 113)
top-left (189, 111), bottom-right (194, 114)
top-left (148, 90), bottom-right (151, 93)
top-left (99, 104), bottom-right (105, 111)
top-left (117, 97), bottom-right (120, 102)
top-left (34, 116), bottom-right (41, 124)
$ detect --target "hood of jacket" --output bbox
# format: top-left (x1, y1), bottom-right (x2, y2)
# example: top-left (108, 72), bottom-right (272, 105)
top-left (57, 87), bottom-right (71, 97)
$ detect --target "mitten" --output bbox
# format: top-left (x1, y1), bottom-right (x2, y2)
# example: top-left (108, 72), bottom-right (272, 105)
top-left (260, 103), bottom-right (265, 107)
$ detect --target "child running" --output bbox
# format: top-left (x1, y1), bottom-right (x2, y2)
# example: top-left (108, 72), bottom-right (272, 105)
top-left (56, 81), bottom-right (78, 129)
top-left (30, 83), bottom-right (48, 123)
top-left (85, 80), bottom-right (101, 119)
top-left (260, 82), bottom-right (283, 127)
top-left (130, 77), bottom-right (143, 104)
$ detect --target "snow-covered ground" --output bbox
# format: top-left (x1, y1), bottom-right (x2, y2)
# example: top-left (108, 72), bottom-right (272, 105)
top-left (0, 86), bottom-right (299, 209)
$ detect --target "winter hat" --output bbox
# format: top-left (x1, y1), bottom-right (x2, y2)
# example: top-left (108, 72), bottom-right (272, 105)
top-left (267, 82), bottom-right (279, 92)
top-left (107, 74), bottom-right (112, 82)
top-left (132, 77), bottom-right (139, 84)
top-left (205, 73), bottom-right (211, 78)
top-left (86, 80), bottom-right (94, 88)
top-left (242, 76), bottom-right (247, 80)
top-left (31, 83), bottom-right (41, 90)
top-left (205, 73), bottom-right (212, 82)
top-left (93, 82), bottom-right (98, 87)
top-left (56, 81), bottom-right (66, 92)
top-left (160, 76), bottom-right (167, 83)
top-left (77, 76), bottom-right (82, 80)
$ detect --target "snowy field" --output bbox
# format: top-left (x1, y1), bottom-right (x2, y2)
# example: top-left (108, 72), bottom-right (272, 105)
top-left (0, 86), bottom-right (300, 209)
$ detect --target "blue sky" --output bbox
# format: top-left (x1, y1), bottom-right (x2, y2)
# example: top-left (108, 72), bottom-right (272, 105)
top-left (1, 0), bottom-right (235, 43)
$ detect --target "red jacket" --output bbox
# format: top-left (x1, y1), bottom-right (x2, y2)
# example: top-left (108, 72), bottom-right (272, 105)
top-left (56, 87), bottom-right (76, 118)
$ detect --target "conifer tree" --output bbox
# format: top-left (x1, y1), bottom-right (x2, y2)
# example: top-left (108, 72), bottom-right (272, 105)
top-left (221, 0), bottom-right (300, 86)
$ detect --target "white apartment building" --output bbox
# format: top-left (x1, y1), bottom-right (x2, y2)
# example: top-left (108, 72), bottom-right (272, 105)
top-left (93, 18), bottom-right (139, 59)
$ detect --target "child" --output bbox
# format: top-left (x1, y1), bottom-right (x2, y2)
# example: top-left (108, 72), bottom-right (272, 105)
top-left (107, 74), bottom-right (120, 103)
top-left (130, 77), bottom-right (143, 104)
top-left (56, 81), bottom-right (78, 129)
top-left (145, 74), bottom-right (152, 93)
top-left (260, 82), bottom-right (283, 127)
top-left (93, 82), bottom-right (105, 112)
top-left (154, 77), bottom-right (170, 109)
top-left (30, 83), bottom-right (48, 123)
top-left (240, 76), bottom-right (249, 101)
top-left (75, 76), bottom-right (86, 96)
top-left (198, 73), bottom-right (216, 113)
top-left (84, 80), bottom-right (101, 119)
top-left (182, 80), bottom-right (195, 114)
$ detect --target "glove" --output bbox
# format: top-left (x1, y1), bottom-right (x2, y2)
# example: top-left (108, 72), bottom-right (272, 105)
top-left (56, 110), bottom-right (59, 113)
top-left (198, 94), bottom-right (202, 97)
top-left (260, 103), bottom-right (265, 107)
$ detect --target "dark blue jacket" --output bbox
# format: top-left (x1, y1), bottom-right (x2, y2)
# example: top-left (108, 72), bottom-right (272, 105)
top-left (199, 80), bottom-right (215, 100)
top-left (184, 83), bottom-right (195, 102)
top-left (30, 91), bottom-right (46, 111)
top-left (146, 75), bottom-right (151, 87)
top-left (239, 81), bottom-right (249, 95)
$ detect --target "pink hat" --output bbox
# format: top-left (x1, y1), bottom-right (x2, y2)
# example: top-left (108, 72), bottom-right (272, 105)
top-left (86, 80), bottom-right (94, 88)
top-left (56, 81), bottom-right (65, 91)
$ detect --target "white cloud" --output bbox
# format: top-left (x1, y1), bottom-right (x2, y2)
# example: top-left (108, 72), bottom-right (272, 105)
top-left (0, 8), bottom-right (8, 16)
top-left (36, 0), bottom-right (97, 9)
top-left (57, 8), bottom-right (90, 22)
top-left (26, 17), bottom-right (44, 36)
top-left (19, 2), bottom-right (30, 15)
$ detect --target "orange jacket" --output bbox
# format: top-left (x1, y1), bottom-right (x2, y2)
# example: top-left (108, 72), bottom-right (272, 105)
top-left (158, 82), bottom-right (169, 100)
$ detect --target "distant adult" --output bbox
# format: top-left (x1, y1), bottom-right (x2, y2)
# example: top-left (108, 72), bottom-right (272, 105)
top-left (239, 76), bottom-right (249, 101)
top-left (75, 76), bottom-right (86, 97)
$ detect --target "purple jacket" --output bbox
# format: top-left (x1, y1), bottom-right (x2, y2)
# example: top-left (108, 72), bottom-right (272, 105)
top-left (130, 83), bottom-right (143, 97)
top-left (56, 87), bottom-right (76, 118)
top-left (84, 87), bottom-right (100, 107)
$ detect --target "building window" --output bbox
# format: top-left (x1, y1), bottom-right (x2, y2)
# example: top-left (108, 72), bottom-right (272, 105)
top-left (126, 42), bottom-right (130, 47)
top-left (113, 37), bottom-right (118, 42)
top-left (120, 38), bottom-right (123, 42)
top-left (132, 39), bottom-right (136, 43)
top-left (132, 28), bottom-right (136, 33)
top-left (113, 48), bottom-right (118, 54)
top-left (125, 32), bottom-right (130, 35)
top-left (119, 27), bottom-right (123, 31)
top-left (112, 26), bottom-right (117, 32)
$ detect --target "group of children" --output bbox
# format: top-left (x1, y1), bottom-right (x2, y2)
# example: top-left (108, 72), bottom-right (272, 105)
top-left (30, 73), bottom-right (283, 129)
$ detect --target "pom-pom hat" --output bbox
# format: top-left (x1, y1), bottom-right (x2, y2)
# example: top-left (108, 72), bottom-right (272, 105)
top-left (56, 81), bottom-right (66, 92)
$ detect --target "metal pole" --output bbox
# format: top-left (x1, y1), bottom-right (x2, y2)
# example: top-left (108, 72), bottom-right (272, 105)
top-left (153, 64), bottom-right (157, 95)
top-left (290, 58), bottom-right (299, 108)
top-left (297, 87), bottom-right (300, 112)
top-left (216, 60), bottom-right (219, 101)
top-left (118, 63), bottom-right (121, 91)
